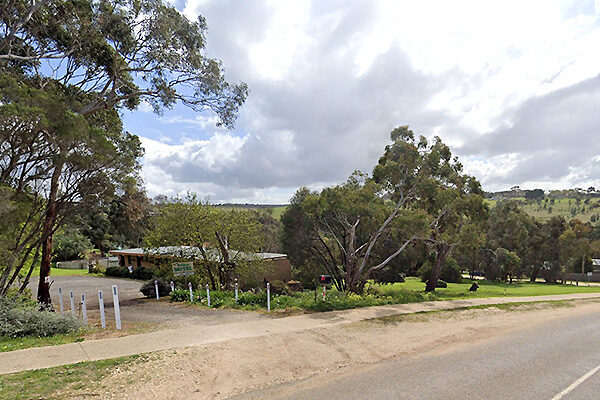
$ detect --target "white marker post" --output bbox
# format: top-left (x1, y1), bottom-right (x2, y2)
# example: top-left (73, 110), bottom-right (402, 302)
top-left (267, 282), bottom-right (271, 312)
top-left (188, 282), bottom-right (194, 302)
top-left (322, 285), bottom-right (326, 301)
top-left (206, 284), bottom-right (211, 307)
top-left (58, 288), bottom-right (64, 314)
top-left (170, 281), bottom-right (175, 293)
top-left (98, 290), bottom-right (106, 329)
top-left (69, 291), bottom-right (75, 316)
top-left (81, 294), bottom-right (87, 326)
top-left (154, 280), bottom-right (160, 300)
top-left (112, 285), bottom-right (122, 330)
top-left (234, 282), bottom-right (239, 303)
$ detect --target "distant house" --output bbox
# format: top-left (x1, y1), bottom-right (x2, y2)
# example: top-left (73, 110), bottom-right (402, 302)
top-left (109, 246), bottom-right (292, 283)
top-left (593, 259), bottom-right (600, 272)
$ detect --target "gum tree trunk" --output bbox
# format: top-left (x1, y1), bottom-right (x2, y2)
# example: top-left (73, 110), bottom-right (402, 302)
top-left (425, 245), bottom-right (450, 292)
top-left (37, 163), bottom-right (62, 305)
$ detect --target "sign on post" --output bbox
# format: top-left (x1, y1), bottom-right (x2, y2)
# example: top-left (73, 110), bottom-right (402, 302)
top-left (112, 285), bottom-right (122, 330)
top-left (173, 261), bottom-right (194, 277)
top-left (69, 291), bottom-right (75, 316)
top-left (81, 294), bottom-right (87, 326)
top-left (58, 288), bottom-right (64, 314)
top-left (98, 290), bottom-right (106, 329)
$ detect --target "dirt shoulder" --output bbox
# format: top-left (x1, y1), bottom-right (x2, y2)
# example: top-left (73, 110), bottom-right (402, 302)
top-left (46, 299), bottom-right (600, 400)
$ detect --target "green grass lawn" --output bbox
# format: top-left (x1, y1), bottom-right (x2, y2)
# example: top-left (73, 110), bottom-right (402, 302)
top-left (0, 355), bottom-right (149, 400)
top-left (31, 267), bottom-right (97, 278)
top-left (382, 277), bottom-right (600, 300)
top-left (0, 332), bottom-right (85, 353)
top-left (486, 197), bottom-right (600, 223)
top-left (269, 205), bottom-right (287, 219)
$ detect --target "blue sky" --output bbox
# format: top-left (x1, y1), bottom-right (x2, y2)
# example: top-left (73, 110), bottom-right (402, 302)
top-left (122, 0), bottom-right (600, 203)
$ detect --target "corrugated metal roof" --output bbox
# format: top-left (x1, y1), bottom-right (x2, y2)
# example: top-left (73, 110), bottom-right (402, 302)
top-left (109, 246), bottom-right (286, 261)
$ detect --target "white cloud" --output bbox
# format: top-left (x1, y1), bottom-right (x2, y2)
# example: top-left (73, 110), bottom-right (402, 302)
top-left (131, 0), bottom-right (600, 202)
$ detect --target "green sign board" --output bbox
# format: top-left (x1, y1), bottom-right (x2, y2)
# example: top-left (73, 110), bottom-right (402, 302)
top-left (173, 261), bottom-right (194, 276)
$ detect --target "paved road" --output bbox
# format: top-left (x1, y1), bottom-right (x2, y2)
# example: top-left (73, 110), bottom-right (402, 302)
top-left (231, 310), bottom-right (600, 400)
top-left (4, 293), bottom-right (600, 375)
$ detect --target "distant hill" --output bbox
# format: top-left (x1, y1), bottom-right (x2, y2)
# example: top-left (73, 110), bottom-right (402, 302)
top-left (486, 188), bottom-right (600, 223)
top-left (213, 204), bottom-right (288, 219)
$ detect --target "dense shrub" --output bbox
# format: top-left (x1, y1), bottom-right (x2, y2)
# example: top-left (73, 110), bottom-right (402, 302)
top-left (203, 290), bottom-right (234, 307)
top-left (105, 266), bottom-right (130, 278)
top-left (140, 280), bottom-right (171, 298)
top-left (236, 291), bottom-right (267, 307)
top-left (170, 289), bottom-right (192, 302)
top-left (268, 280), bottom-right (289, 295)
top-left (105, 266), bottom-right (154, 280)
top-left (0, 295), bottom-right (80, 337)
top-left (169, 282), bottom-right (437, 312)
top-left (131, 267), bottom-right (154, 280)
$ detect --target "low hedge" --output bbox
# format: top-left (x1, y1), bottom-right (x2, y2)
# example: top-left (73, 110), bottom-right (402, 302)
top-left (169, 285), bottom-right (434, 312)
top-left (105, 266), bottom-right (154, 280)
top-left (0, 292), bottom-right (81, 337)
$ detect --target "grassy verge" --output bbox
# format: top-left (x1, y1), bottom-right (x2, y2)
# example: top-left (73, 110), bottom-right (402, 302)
top-left (31, 267), bottom-right (99, 277)
top-left (0, 332), bottom-right (85, 353)
top-left (0, 321), bottom-right (157, 353)
top-left (0, 354), bottom-right (151, 400)
top-left (169, 277), bottom-right (600, 313)
top-left (378, 278), bottom-right (600, 299)
top-left (370, 298), bottom-right (583, 325)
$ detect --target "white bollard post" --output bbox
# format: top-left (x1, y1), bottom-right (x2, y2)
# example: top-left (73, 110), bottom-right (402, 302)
top-left (112, 285), bottom-right (122, 330)
top-left (235, 282), bottom-right (238, 303)
top-left (69, 291), bottom-right (75, 316)
top-left (154, 280), bottom-right (160, 300)
top-left (170, 281), bottom-right (175, 293)
top-left (188, 282), bottom-right (193, 302)
top-left (206, 284), bottom-right (211, 307)
top-left (98, 290), bottom-right (106, 329)
top-left (322, 285), bottom-right (326, 301)
top-left (81, 294), bottom-right (87, 326)
top-left (267, 282), bottom-right (271, 312)
top-left (58, 288), bottom-right (64, 314)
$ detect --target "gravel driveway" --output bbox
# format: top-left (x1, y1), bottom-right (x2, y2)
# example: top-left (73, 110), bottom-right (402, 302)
top-left (28, 275), bottom-right (273, 328)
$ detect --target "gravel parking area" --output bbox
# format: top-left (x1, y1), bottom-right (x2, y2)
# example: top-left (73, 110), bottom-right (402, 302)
top-left (28, 276), bottom-right (273, 328)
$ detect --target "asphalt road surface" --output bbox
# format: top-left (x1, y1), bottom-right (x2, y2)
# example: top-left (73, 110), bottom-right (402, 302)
top-left (231, 310), bottom-right (600, 400)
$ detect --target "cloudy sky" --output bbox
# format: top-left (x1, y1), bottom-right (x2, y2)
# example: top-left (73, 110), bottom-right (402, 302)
top-left (122, 0), bottom-right (600, 203)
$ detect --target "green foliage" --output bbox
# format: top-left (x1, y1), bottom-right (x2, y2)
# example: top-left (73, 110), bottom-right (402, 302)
top-left (169, 283), bottom-right (432, 312)
top-left (105, 266), bottom-right (153, 280)
top-left (417, 258), bottom-right (462, 283)
top-left (1, 0), bottom-right (248, 302)
top-left (168, 276), bottom-right (600, 312)
top-left (140, 280), bottom-right (170, 298)
top-left (145, 194), bottom-right (268, 290)
top-left (105, 266), bottom-right (130, 278)
top-left (0, 294), bottom-right (80, 337)
top-left (52, 228), bottom-right (93, 262)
